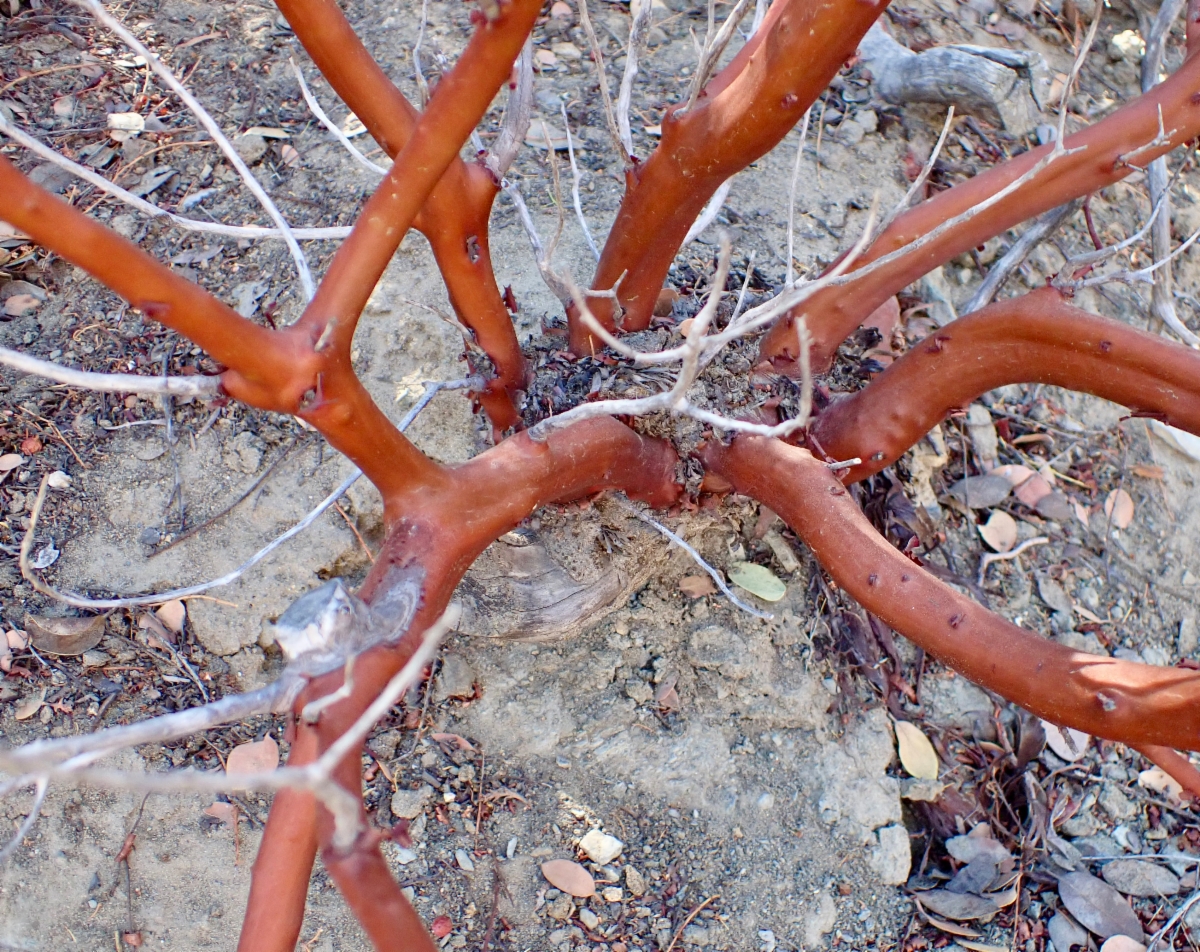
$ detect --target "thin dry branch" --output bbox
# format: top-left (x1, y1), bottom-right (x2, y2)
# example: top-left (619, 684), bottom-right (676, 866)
top-left (0, 114), bottom-right (352, 240)
top-left (0, 345), bottom-right (221, 398)
top-left (71, 0), bottom-right (315, 299)
top-left (617, 0), bottom-right (655, 157)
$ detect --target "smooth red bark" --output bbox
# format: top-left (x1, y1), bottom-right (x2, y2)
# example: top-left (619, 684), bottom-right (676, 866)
top-left (809, 288), bottom-right (1200, 482)
top-left (573, 0), bottom-right (890, 354)
top-left (759, 47), bottom-right (1200, 373)
top-left (701, 436), bottom-right (1200, 751)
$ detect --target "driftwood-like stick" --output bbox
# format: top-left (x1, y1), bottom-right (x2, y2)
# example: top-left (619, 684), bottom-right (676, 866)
top-left (808, 287), bottom-right (1200, 483)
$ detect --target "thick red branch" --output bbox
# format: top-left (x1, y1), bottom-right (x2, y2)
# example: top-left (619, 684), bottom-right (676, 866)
top-left (0, 157), bottom-right (300, 396)
top-left (237, 729), bottom-right (319, 952)
top-left (573, 0), bottom-right (889, 354)
top-left (277, 419), bottom-right (677, 947)
top-left (809, 287), bottom-right (1200, 482)
top-left (275, 0), bottom-right (527, 430)
top-left (759, 48), bottom-right (1200, 373)
top-left (701, 436), bottom-right (1200, 750)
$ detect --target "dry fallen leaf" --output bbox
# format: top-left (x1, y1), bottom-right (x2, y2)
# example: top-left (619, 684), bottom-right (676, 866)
top-left (280, 143), bottom-right (301, 168)
top-left (25, 613), bottom-right (105, 656)
top-left (1041, 720), bottom-right (1090, 762)
top-left (1057, 871), bottom-right (1144, 942)
top-left (978, 510), bottom-right (1017, 553)
top-left (1013, 472), bottom-right (1053, 507)
top-left (20, 436), bottom-right (42, 455)
top-left (542, 859), bottom-right (595, 897)
top-left (6, 629), bottom-right (27, 650)
top-left (13, 689), bottom-right (45, 721)
top-left (429, 732), bottom-right (476, 751)
top-left (1131, 464), bottom-right (1164, 480)
top-left (430, 916), bottom-right (454, 939)
top-left (3, 294), bottom-right (40, 317)
top-left (226, 737), bottom-right (279, 781)
top-left (894, 720), bottom-right (940, 780)
top-left (1100, 936), bottom-right (1147, 952)
top-left (679, 575), bottom-right (717, 598)
top-left (203, 801), bottom-right (239, 828)
top-left (1104, 489), bottom-right (1135, 529)
top-left (0, 453), bottom-right (24, 472)
top-left (728, 562), bottom-right (786, 601)
top-left (990, 464), bottom-right (1035, 487)
top-left (550, 0), bottom-right (572, 16)
top-left (1138, 766), bottom-right (1185, 802)
top-left (956, 941), bottom-right (1010, 952)
top-left (155, 599), bottom-right (187, 634)
top-left (916, 890), bottom-right (1000, 921)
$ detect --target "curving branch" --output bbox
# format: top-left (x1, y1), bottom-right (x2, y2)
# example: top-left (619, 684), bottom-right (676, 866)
top-left (758, 44), bottom-right (1200, 373)
top-left (570, 0), bottom-right (890, 354)
top-left (0, 345), bottom-right (221, 398)
top-left (275, 0), bottom-right (529, 431)
top-left (700, 436), bottom-right (1200, 753)
top-left (808, 287), bottom-right (1200, 483)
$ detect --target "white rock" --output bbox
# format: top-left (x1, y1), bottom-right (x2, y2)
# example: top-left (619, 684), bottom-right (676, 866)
top-left (391, 784), bottom-right (433, 820)
top-left (803, 892), bottom-right (838, 947)
top-left (578, 908), bottom-right (599, 930)
top-left (578, 829), bottom-right (623, 866)
top-left (870, 824), bottom-right (912, 885)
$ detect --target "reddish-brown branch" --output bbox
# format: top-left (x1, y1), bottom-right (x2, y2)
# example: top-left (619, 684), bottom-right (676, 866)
top-left (0, 157), bottom-right (447, 498)
top-left (0, 157), bottom-right (299, 397)
top-left (237, 728), bottom-right (320, 952)
top-left (809, 287), bottom-right (1200, 483)
top-left (275, 0), bottom-right (527, 431)
top-left (265, 418), bottom-right (677, 946)
top-left (759, 49), bottom-right (1200, 373)
top-left (700, 436), bottom-right (1200, 750)
top-left (572, 0), bottom-right (889, 354)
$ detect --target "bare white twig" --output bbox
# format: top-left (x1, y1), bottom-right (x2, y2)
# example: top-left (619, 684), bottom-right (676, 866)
top-left (978, 536), bottom-right (1049, 584)
top-left (0, 116), bottom-right (351, 240)
top-left (72, 0), bottom-right (316, 299)
top-left (488, 39), bottom-right (534, 177)
top-left (684, 179), bottom-right (733, 247)
top-left (413, 0), bottom-right (432, 108)
top-left (0, 606), bottom-right (460, 851)
top-left (615, 496), bottom-right (772, 619)
top-left (962, 201), bottom-right (1077, 314)
top-left (18, 379), bottom-right (478, 609)
top-left (0, 778), bottom-right (48, 863)
top-left (563, 104), bottom-right (600, 260)
top-left (873, 106), bottom-right (954, 240)
top-left (0, 345), bottom-right (221, 398)
top-left (503, 181), bottom-right (572, 304)
top-left (682, 0), bottom-right (755, 113)
top-left (785, 108), bottom-right (813, 288)
top-left (577, 0), bottom-right (630, 167)
top-left (291, 59), bottom-right (390, 176)
top-left (1057, 0), bottom-right (1104, 146)
top-left (617, 0), bottom-right (655, 157)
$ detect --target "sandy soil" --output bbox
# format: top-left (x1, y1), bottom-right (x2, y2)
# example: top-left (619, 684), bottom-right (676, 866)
top-left (4, 0), bottom-right (1200, 950)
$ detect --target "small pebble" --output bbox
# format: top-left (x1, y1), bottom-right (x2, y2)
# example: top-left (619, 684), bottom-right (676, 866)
top-left (455, 848), bottom-right (475, 872)
top-left (579, 908), bottom-right (599, 930)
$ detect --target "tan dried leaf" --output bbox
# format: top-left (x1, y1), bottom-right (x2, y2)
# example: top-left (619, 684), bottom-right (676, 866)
top-left (155, 599), bottom-right (187, 634)
top-left (1104, 489), bottom-right (1135, 529)
top-left (977, 510), bottom-right (1017, 553)
top-left (541, 859), bottom-right (595, 897)
top-left (203, 801), bottom-right (240, 828)
top-left (226, 737), bottom-right (279, 780)
top-left (25, 613), bottom-right (105, 656)
top-left (14, 689), bottom-right (44, 721)
top-left (1041, 720), bottom-right (1090, 762)
top-left (894, 720), bottom-right (939, 780)
top-left (679, 575), bottom-right (717, 598)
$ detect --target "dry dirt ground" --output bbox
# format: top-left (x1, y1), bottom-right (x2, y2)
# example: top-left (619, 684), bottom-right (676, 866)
top-left (5, 0), bottom-right (1200, 950)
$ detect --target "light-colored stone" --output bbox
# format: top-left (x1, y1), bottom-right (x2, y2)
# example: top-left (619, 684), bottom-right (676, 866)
top-left (436, 653), bottom-right (477, 701)
top-left (1098, 784), bottom-right (1137, 822)
top-left (803, 892), bottom-right (838, 948)
top-left (870, 824), bottom-right (913, 885)
top-left (578, 908), bottom-right (599, 930)
top-left (578, 829), bottom-right (623, 866)
top-left (391, 784), bottom-right (434, 820)
top-left (625, 865), bottom-right (646, 897)
top-left (1101, 859), bottom-right (1180, 897)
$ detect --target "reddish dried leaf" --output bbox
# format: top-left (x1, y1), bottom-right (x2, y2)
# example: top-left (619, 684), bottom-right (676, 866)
top-left (1131, 464), bottom-right (1164, 480)
top-left (19, 436), bottom-right (42, 455)
top-left (122, 932), bottom-right (143, 948)
top-left (542, 859), bottom-right (596, 897)
top-left (203, 801), bottom-right (240, 829)
top-left (226, 737), bottom-right (279, 778)
top-left (430, 915), bottom-right (454, 938)
top-left (429, 732), bottom-right (476, 751)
